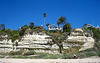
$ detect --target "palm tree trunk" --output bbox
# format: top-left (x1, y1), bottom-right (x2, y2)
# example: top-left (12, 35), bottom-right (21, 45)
top-left (48, 26), bottom-right (49, 32)
top-left (44, 17), bottom-right (45, 28)
top-left (61, 23), bottom-right (63, 32)
top-left (58, 25), bottom-right (59, 33)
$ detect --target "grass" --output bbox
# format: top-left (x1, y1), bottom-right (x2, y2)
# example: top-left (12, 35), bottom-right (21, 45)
top-left (0, 51), bottom-right (99, 59)
top-left (9, 51), bottom-right (23, 55)
top-left (12, 55), bottom-right (29, 59)
top-left (23, 51), bottom-right (36, 55)
top-left (43, 54), bottom-right (61, 59)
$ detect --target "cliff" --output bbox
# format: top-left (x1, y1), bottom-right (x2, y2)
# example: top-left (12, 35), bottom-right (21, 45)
top-left (0, 35), bottom-right (12, 52)
top-left (64, 28), bottom-right (94, 51)
top-left (0, 28), bottom-right (95, 54)
top-left (16, 32), bottom-right (59, 54)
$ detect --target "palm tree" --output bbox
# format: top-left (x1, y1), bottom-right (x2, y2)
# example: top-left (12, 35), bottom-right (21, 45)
top-left (46, 23), bottom-right (50, 32)
top-left (58, 16), bottom-right (66, 32)
top-left (57, 21), bottom-right (60, 28)
top-left (43, 13), bottom-right (47, 28)
top-left (57, 21), bottom-right (60, 32)
top-left (83, 24), bottom-right (88, 28)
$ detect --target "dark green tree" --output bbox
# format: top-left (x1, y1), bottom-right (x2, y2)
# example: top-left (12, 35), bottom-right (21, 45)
top-left (58, 41), bottom-right (63, 53)
top-left (83, 24), bottom-right (88, 27)
top-left (29, 22), bottom-right (34, 29)
top-left (11, 30), bottom-right (20, 50)
top-left (46, 23), bottom-right (50, 32)
top-left (63, 23), bottom-right (72, 33)
top-left (24, 25), bottom-right (29, 30)
top-left (58, 16), bottom-right (66, 32)
top-left (57, 21), bottom-right (60, 28)
top-left (19, 27), bottom-right (25, 36)
top-left (0, 24), bottom-right (5, 31)
top-left (87, 27), bottom-right (100, 41)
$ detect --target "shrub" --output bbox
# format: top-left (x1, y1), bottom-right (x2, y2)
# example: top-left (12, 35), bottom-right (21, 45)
top-left (62, 54), bottom-right (73, 59)
top-left (43, 54), bottom-right (61, 59)
top-left (84, 48), bottom-right (93, 52)
top-left (86, 51), bottom-right (97, 57)
top-left (23, 51), bottom-right (36, 55)
top-left (12, 55), bottom-right (28, 59)
top-left (98, 53), bottom-right (100, 57)
top-left (36, 53), bottom-right (47, 59)
top-left (76, 52), bottom-right (87, 58)
top-left (9, 51), bottom-right (23, 55)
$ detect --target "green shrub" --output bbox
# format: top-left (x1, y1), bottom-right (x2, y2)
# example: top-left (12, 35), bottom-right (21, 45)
top-left (36, 53), bottom-right (47, 59)
top-left (86, 51), bottom-right (97, 57)
top-left (43, 54), bottom-right (61, 59)
top-left (98, 53), bottom-right (100, 57)
top-left (76, 52), bottom-right (87, 58)
top-left (62, 54), bottom-right (73, 59)
top-left (9, 51), bottom-right (23, 55)
top-left (23, 51), bottom-right (36, 55)
top-left (84, 48), bottom-right (93, 52)
top-left (12, 55), bottom-right (28, 59)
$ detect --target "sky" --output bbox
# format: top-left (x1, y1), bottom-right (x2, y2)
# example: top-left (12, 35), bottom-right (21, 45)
top-left (0, 0), bottom-right (100, 30)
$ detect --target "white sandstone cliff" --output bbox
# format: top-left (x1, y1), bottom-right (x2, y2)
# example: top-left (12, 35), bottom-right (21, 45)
top-left (64, 28), bottom-right (94, 51)
top-left (17, 32), bottom-right (59, 54)
top-left (0, 35), bottom-right (13, 52)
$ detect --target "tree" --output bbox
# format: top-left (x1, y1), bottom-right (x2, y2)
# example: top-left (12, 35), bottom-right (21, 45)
top-left (15, 41), bottom-right (18, 50)
top-left (11, 30), bottom-right (20, 50)
top-left (43, 13), bottom-right (47, 28)
top-left (63, 23), bottom-right (72, 33)
top-left (19, 26), bottom-right (26, 36)
top-left (57, 21), bottom-right (60, 28)
top-left (87, 27), bottom-right (100, 41)
top-left (83, 24), bottom-right (88, 28)
top-left (58, 16), bottom-right (66, 32)
top-left (58, 40), bottom-right (63, 53)
top-left (46, 23), bottom-right (50, 32)
top-left (0, 24), bottom-right (5, 31)
top-left (29, 22), bottom-right (34, 29)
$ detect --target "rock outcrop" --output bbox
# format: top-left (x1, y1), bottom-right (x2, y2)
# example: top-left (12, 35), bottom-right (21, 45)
top-left (0, 35), bottom-right (12, 52)
top-left (0, 28), bottom-right (95, 53)
top-left (17, 32), bottom-right (59, 54)
top-left (64, 28), bottom-right (94, 51)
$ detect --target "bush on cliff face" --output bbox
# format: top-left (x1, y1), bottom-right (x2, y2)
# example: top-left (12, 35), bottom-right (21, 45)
top-left (86, 27), bottom-right (100, 42)
top-left (23, 51), bottom-right (36, 55)
top-left (9, 51), bottom-right (23, 55)
top-left (0, 29), bottom-right (20, 42)
top-left (18, 25), bottom-right (29, 36)
top-left (33, 26), bottom-right (46, 32)
top-left (24, 29), bottom-right (33, 34)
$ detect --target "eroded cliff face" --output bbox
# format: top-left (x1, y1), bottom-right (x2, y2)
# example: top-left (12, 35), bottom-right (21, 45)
top-left (64, 28), bottom-right (95, 51)
top-left (0, 35), bottom-right (12, 52)
top-left (17, 32), bottom-right (59, 54)
top-left (0, 32), bottom-right (59, 54)
top-left (0, 28), bottom-right (95, 53)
